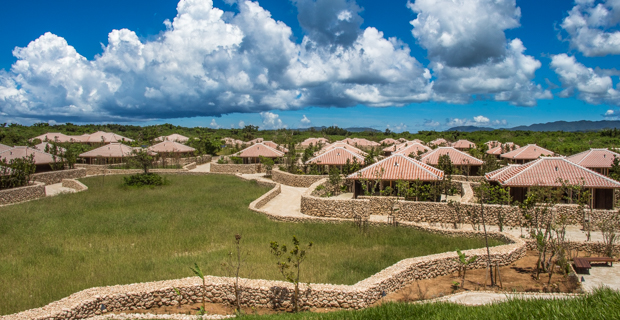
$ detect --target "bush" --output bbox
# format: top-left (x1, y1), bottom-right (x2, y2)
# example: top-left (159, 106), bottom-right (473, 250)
top-left (122, 173), bottom-right (167, 187)
top-left (231, 156), bottom-right (243, 164)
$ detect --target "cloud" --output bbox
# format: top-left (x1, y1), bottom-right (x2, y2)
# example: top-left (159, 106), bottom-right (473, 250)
top-left (550, 53), bottom-right (620, 105)
top-left (561, 0), bottom-right (620, 56)
top-left (210, 118), bottom-right (220, 128)
top-left (386, 122), bottom-right (408, 132)
top-left (423, 119), bottom-right (441, 127)
top-left (446, 115), bottom-right (507, 127)
top-left (300, 114), bottom-right (311, 127)
top-left (238, 120), bottom-right (245, 128)
top-left (260, 111), bottom-right (286, 129)
top-left (473, 115), bottom-right (490, 124)
top-left (408, 0), bottom-right (550, 107)
top-left (0, 0), bottom-right (432, 122)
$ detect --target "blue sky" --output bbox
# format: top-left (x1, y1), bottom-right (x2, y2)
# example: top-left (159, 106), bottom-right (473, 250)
top-left (1, 0), bottom-right (619, 131)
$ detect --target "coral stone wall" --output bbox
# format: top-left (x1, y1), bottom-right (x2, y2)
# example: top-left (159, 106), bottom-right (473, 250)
top-left (61, 179), bottom-right (88, 191)
top-left (32, 168), bottom-right (87, 185)
top-left (301, 179), bottom-right (370, 218)
top-left (452, 175), bottom-right (485, 182)
top-left (210, 163), bottom-right (262, 174)
top-left (0, 182), bottom-right (46, 205)
top-left (272, 168), bottom-right (327, 187)
top-left (252, 183), bottom-right (281, 209)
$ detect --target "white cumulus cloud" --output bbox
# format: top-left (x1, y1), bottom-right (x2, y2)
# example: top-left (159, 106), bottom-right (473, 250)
top-left (210, 118), bottom-right (220, 128)
top-left (300, 115), bottom-right (311, 127)
top-left (260, 111), bottom-right (286, 129)
top-left (561, 0), bottom-right (620, 56)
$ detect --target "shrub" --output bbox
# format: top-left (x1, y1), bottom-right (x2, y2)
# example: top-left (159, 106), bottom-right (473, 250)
top-left (122, 173), bottom-right (167, 187)
top-left (231, 156), bottom-right (243, 164)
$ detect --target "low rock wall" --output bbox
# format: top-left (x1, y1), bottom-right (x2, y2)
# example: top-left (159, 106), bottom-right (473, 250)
top-left (271, 169), bottom-right (327, 187)
top-left (252, 183), bottom-right (282, 209)
top-left (210, 163), bottom-right (262, 174)
top-left (32, 169), bottom-right (87, 185)
top-left (3, 224), bottom-right (525, 320)
top-left (452, 175), bottom-right (485, 182)
top-left (0, 182), bottom-right (46, 205)
top-left (182, 162), bottom-right (196, 171)
top-left (301, 179), bottom-right (370, 218)
top-left (61, 179), bottom-right (88, 192)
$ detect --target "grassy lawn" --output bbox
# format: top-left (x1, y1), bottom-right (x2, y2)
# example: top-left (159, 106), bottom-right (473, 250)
top-left (0, 174), bottom-right (502, 315)
top-left (242, 288), bottom-right (620, 320)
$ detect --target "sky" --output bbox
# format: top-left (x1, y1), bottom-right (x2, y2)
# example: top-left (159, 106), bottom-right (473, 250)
top-left (1, 0), bottom-right (620, 132)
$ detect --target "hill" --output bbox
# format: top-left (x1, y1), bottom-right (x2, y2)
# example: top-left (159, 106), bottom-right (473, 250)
top-left (446, 120), bottom-right (620, 132)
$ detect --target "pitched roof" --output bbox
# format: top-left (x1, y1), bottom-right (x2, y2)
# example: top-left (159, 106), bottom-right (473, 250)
top-left (148, 141), bottom-right (196, 153)
top-left (452, 139), bottom-right (476, 149)
top-left (319, 142), bottom-right (368, 156)
top-left (485, 141), bottom-right (501, 148)
top-left (300, 137), bottom-right (329, 147)
top-left (155, 134), bottom-right (190, 143)
top-left (306, 147), bottom-right (365, 165)
top-left (486, 157), bottom-right (620, 188)
top-left (566, 148), bottom-right (620, 168)
top-left (0, 146), bottom-right (63, 164)
top-left (33, 142), bottom-right (66, 153)
top-left (429, 138), bottom-right (449, 146)
top-left (420, 147), bottom-right (484, 166)
top-left (235, 143), bottom-right (285, 158)
top-left (248, 138), bottom-right (264, 144)
top-left (262, 141), bottom-right (289, 153)
top-left (82, 131), bottom-right (134, 143)
top-left (487, 142), bottom-right (520, 155)
top-left (0, 143), bottom-right (12, 152)
top-left (79, 143), bottom-right (140, 158)
top-left (393, 142), bottom-right (432, 156)
top-left (32, 132), bottom-right (83, 143)
top-left (338, 138), bottom-right (380, 147)
top-left (380, 138), bottom-right (399, 145)
top-left (500, 144), bottom-right (555, 160)
top-left (398, 138), bottom-right (408, 142)
top-left (347, 154), bottom-right (444, 181)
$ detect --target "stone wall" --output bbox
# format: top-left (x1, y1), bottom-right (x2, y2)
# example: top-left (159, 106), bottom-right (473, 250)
top-left (452, 175), bottom-right (485, 182)
top-left (301, 179), bottom-right (370, 218)
top-left (271, 168), bottom-right (327, 187)
top-left (0, 182), bottom-right (46, 205)
top-left (61, 179), bottom-right (88, 192)
top-left (182, 162), bottom-right (196, 171)
top-left (32, 168), bottom-right (87, 185)
top-left (252, 183), bottom-right (282, 209)
top-left (210, 163), bottom-right (262, 174)
top-left (2, 225), bottom-right (525, 320)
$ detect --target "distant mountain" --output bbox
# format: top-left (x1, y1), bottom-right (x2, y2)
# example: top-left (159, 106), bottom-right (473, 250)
top-left (445, 126), bottom-right (495, 132)
top-left (446, 120), bottom-right (620, 132)
top-left (346, 127), bottom-right (381, 133)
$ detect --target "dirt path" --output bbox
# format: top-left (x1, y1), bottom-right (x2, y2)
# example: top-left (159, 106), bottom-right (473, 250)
top-left (190, 162), bottom-right (210, 172)
top-left (45, 183), bottom-right (76, 197)
top-left (260, 184), bottom-right (308, 217)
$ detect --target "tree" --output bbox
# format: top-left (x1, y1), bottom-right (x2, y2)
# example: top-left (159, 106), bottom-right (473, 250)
top-left (222, 234), bottom-right (248, 314)
top-left (328, 166), bottom-right (342, 195)
top-left (480, 153), bottom-right (500, 175)
top-left (129, 148), bottom-right (154, 174)
top-left (473, 182), bottom-right (496, 287)
top-left (259, 156), bottom-right (275, 175)
top-left (610, 155), bottom-right (620, 181)
top-left (0, 154), bottom-right (36, 190)
top-left (270, 236), bottom-right (313, 313)
top-left (455, 249), bottom-right (478, 289)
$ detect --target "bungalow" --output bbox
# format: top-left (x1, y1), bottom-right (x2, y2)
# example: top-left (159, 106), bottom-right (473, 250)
top-left (300, 137), bottom-right (329, 148)
top-left (420, 147), bottom-right (484, 176)
top-left (305, 147), bottom-right (365, 173)
top-left (32, 132), bottom-right (82, 143)
top-left (148, 141), bottom-right (196, 156)
top-left (398, 138), bottom-right (408, 142)
top-left (0, 146), bottom-right (64, 172)
top-left (566, 148), bottom-right (620, 176)
top-left (338, 138), bottom-right (380, 148)
top-left (0, 143), bottom-right (12, 152)
top-left (234, 143), bottom-right (285, 164)
top-left (380, 138), bottom-right (399, 145)
top-left (223, 138), bottom-right (246, 147)
top-left (319, 142), bottom-right (368, 156)
top-left (500, 144), bottom-right (555, 164)
top-left (429, 138), bottom-right (449, 147)
top-left (347, 154), bottom-right (444, 198)
top-left (32, 131), bottom-right (133, 145)
top-left (485, 157), bottom-right (620, 209)
top-left (155, 134), bottom-right (190, 143)
top-left (248, 138), bottom-right (264, 144)
top-left (79, 143), bottom-right (144, 165)
top-left (392, 142), bottom-right (432, 157)
top-left (262, 141), bottom-right (289, 153)
top-left (485, 141), bottom-right (501, 149)
top-left (33, 142), bottom-right (66, 154)
top-left (487, 142), bottom-right (520, 157)
top-left (451, 139), bottom-right (476, 151)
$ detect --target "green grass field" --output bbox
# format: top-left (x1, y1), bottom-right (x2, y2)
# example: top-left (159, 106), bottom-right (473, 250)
top-left (242, 288), bottom-right (620, 320)
top-left (0, 174), bottom-right (502, 315)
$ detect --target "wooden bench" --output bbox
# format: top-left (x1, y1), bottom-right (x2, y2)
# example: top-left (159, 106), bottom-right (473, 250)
top-left (573, 257), bottom-right (616, 274)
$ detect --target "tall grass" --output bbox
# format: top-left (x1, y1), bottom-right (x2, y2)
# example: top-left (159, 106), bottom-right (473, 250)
top-left (0, 175), bottom-right (501, 315)
top-left (242, 288), bottom-right (620, 320)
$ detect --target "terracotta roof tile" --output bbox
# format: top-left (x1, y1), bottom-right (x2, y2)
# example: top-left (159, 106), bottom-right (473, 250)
top-left (420, 147), bottom-right (484, 166)
top-left (0, 143), bottom-right (12, 152)
top-left (501, 144), bottom-right (555, 160)
top-left (452, 139), bottom-right (476, 149)
top-left (319, 143), bottom-right (368, 156)
top-left (300, 137), bottom-right (329, 147)
top-left (566, 148), bottom-right (620, 169)
top-left (262, 141), bottom-right (289, 153)
top-left (393, 143), bottom-right (432, 156)
top-left (32, 132), bottom-right (84, 143)
top-left (235, 143), bottom-right (285, 158)
top-left (33, 142), bottom-right (66, 153)
top-left (79, 143), bottom-right (141, 158)
top-left (380, 138), bottom-right (399, 145)
top-left (429, 138), bottom-right (449, 146)
top-left (0, 146), bottom-right (63, 164)
top-left (306, 147), bottom-right (365, 165)
top-left (155, 134), bottom-right (190, 143)
top-left (337, 138), bottom-right (380, 147)
top-left (148, 141), bottom-right (196, 153)
top-left (347, 154), bottom-right (444, 181)
top-left (486, 157), bottom-right (620, 188)
top-left (487, 142), bottom-right (520, 155)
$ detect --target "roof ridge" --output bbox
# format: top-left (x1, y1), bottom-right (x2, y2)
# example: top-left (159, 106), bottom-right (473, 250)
top-left (559, 157), bottom-right (620, 187)
top-left (399, 154), bottom-right (443, 179)
top-left (501, 159), bottom-right (540, 184)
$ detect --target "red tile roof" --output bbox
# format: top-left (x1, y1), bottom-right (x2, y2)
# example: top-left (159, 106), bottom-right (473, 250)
top-left (0, 146), bottom-right (63, 164)
top-left (486, 157), bottom-right (620, 188)
top-left (148, 141), bottom-right (196, 153)
top-left (300, 137), bottom-right (329, 147)
top-left (566, 148), bottom-right (620, 168)
top-left (262, 141), bottom-right (289, 153)
top-left (0, 143), bottom-right (12, 152)
top-left (32, 132), bottom-right (83, 143)
top-left (82, 131), bottom-right (134, 143)
top-left (337, 138), bottom-right (381, 147)
top-left (500, 144), bottom-right (555, 160)
top-left (306, 147), bottom-right (365, 166)
top-left (347, 154), bottom-right (444, 181)
top-left (380, 138), bottom-right (399, 145)
top-left (248, 138), bottom-right (264, 144)
top-left (393, 143), bottom-right (432, 156)
top-left (235, 143), bottom-right (285, 158)
top-left (155, 134), bottom-right (190, 143)
top-left (485, 141), bottom-right (501, 148)
top-left (452, 139), bottom-right (476, 149)
top-left (33, 142), bottom-right (66, 153)
top-left (487, 142), bottom-right (520, 155)
top-left (429, 138), bottom-right (449, 146)
top-left (79, 143), bottom-right (142, 158)
top-left (319, 143), bottom-right (368, 156)
top-left (420, 147), bottom-right (484, 166)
